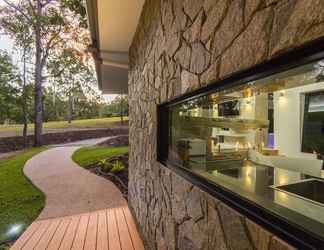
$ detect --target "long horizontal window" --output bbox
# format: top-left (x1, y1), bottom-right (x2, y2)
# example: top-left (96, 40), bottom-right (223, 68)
top-left (158, 50), bottom-right (324, 248)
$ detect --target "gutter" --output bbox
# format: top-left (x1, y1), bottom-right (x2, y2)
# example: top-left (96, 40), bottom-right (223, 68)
top-left (84, 0), bottom-right (103, 90)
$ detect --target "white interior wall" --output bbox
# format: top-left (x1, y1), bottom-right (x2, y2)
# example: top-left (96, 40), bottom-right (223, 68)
top-left (273, 81), bottom-right (324, 158)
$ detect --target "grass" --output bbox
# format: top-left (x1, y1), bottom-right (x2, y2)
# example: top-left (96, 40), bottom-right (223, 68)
top-left (0, 147), bottom-right (47, 244)
top-left (72, 146), bottom-right (129, 168)
top-left (0, 117), bottom-right (128, 134)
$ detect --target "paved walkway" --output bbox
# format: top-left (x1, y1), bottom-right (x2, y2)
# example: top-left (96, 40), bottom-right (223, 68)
top-left (24, 144), bottom-right (127, 220)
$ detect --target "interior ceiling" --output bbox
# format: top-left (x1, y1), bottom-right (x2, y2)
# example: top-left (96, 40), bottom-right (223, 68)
top-left (95, 0), bottom-right (145, 94)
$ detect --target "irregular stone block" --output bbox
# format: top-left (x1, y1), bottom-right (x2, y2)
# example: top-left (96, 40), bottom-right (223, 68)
top-left (220, 8), bottom-right (272, 78)
top-left (212, 0), bottom-right (245, 59)
top-left (201, 0), bottom-right (228, 42)
top-left (217, 203), bottom-right (253, 250)
top-left (271, 0), bottom-right (324, 56)
top-left (181, 70), bottom-right (199, 94)
top-left (190, 42), bottom-right (211, 74)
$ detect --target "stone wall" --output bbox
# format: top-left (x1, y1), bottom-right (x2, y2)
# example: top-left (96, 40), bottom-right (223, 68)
top-left (0, 127), bottom-right (128, 153)
top-left (128, 0), bottom-right (324, 249)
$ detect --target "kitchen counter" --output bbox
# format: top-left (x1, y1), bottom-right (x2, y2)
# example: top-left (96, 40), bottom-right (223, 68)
top-left (189, 157), bottom-right (324, 239)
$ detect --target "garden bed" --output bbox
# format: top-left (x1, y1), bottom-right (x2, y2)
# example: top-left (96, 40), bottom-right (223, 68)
top-left (88, 153), bottom-right (129, 199)
top-left (72, 135), bottom-right (130, 199)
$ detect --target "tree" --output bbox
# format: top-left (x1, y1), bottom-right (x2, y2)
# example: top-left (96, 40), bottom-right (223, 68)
top-left (0, 50), bottom-right (22, 123)
top-left (47, 48), bottom-right (99, 123)
top-left (0, 0), bottom-right (91, 146)
top-left (100, 95), bottom-right (129, 121)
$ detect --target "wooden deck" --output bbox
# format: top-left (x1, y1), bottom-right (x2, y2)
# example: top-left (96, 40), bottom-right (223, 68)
top-left (11, 206), bottom-right (144, 250)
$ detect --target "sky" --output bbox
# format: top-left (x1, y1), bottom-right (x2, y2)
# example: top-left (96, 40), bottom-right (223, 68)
top-left (0, 0), bottom-right (116, 103)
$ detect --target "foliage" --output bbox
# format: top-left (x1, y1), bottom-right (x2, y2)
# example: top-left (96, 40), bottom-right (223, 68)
top-left (62, 0), bottom-right (87, 28)
top-left (0, 50), bottom-right (25, 124)
top-left (98, 159), bottom-right (126, 174)
top-left (72, 146), bottom-right (129, 168)
top-left (100, 95), bottom-right (129, 117)
top-left (0, 147), bottom-right (47, 243)
top-left (110, 161), bottom-right (125, 173)
top-left (0, 1), bottom-right (129, 132)
top-left (98, 159), bottom-right (111, 172)
top-left (0, 0), bottom-right (94, 145)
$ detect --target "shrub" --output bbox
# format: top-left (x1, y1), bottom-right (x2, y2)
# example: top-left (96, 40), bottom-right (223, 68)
top-left (98, 159), bottom-right (112, 173)
top-left (111, 161), bottom-right (125, 173)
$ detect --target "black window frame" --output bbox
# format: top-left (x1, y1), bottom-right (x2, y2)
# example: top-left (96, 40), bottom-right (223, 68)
top-left (302, 91), bottom-right (324, 155)
top-left (157, 37), bottom-right (324, 250)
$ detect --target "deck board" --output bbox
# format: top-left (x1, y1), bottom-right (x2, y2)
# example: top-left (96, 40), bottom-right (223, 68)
top-left (11, 206), bottom-right (144, 250)
top-left (115, 208), bottom-right (134, 250)
top-left (71, 213), bottom-right (89, 250)
top-left (84, 212), bottom-right (98, 250)
top-left (34, 218), bottom-right (61, 250)
top-left (10, 221), bottom-right (42, 250)
top-left (97, 210), bottom-right (109, 250)
top-left (122, 207), bottom-right (145, 250)
top-left (22, 220), bottom-right (51, 250)
top-left (107, 208), bottom-right (122, 250)
top-left (47, 218), bottom-right (71, 250)
top-left (59, 215), bottom-right (80, 250)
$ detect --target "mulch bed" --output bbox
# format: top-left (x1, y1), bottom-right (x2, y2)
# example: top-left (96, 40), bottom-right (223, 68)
top-left (88, 153), bottom-right (129, 199)
top-left (84, 135), bottom-right (130, 199)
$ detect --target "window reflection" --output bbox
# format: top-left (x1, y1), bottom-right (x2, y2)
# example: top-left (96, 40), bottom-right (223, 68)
top-left (169, 60), bottom-right (324, 225)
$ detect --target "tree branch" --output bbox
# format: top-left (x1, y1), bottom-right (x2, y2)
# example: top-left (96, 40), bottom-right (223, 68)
top-left (2, 0), bottom-right (33, 24)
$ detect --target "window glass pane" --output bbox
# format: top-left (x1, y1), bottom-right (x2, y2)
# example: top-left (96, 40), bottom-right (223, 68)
top-left (302, 92), bottom-right (324, 154)
top-left (168, 59), bottom-right (324, 234)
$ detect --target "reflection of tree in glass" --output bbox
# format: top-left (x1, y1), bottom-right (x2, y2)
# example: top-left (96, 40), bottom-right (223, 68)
top-left (177, 95), bottom-right (214, 114)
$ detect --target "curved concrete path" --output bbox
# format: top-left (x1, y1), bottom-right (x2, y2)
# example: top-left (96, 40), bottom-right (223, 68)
top-left (24, 144), bottom-right (127, 220)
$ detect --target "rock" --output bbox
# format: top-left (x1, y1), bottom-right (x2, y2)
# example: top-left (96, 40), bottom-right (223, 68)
top-left (174, 41), bottom-right (191, 69)
top-left (201, 0), bottom-right (228, 41)
top-left (244, 0), bottom-right (263, 25)
top-left (190, 42), bottom-right (211, 74)
top-left (177, 219), bottom-right (209, 250)
top-left (246, 219), bottom-right (272, 250)
top-left (181, 70), bottom-right (199, 93)
top-left (183, 10), bottom-right (204, 43)
top-left (186, 187), bottom-right (204, 221)
top-left (212, 0), bottom-right (245, 59)
top-left (269, 237), bottom-right (297, 250)
top-left (207, 203), bottom-right (227, 250)
top-left (217, 203), bottom-right (253, 250)
top-left (200, 58), bottom-right (219, 85)
top-left (183, 0), bottom-right (203, 21)
top-left (173, 1), bottom-right (187, 31)
top-left (271, 0), bottom-right (324, 56)
top-left (220, 8), bottom-right (272, 78)
top-left (161, 0), bottom-right (174, 30)
top-left (165, 31), bottom-right (181, 58)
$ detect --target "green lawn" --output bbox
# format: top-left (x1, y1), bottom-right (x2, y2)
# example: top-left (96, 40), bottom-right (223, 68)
top-left (0, 147), bottom-right (47, 244)
top-left (72, 146), bottom-right (129, 168)
top-left (0, 117), bottom-right (128, 134)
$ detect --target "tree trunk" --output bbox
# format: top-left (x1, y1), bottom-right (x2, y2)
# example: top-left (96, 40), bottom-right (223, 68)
top-left (67, 93), bottom-right (73, 123)
top-left (22, 47), bottom-right (28, 146)
top-left (120, 94), bottom-right (124, 124)
top-left (34, 0), bottom-right (43, 147)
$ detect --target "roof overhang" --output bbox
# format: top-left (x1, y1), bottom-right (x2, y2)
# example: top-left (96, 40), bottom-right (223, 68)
top-left (85, 0), bottom-right (144, 94)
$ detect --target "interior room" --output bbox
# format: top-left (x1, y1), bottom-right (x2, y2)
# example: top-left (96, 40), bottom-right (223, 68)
top-left (169, 59), bottom-right (324, 224)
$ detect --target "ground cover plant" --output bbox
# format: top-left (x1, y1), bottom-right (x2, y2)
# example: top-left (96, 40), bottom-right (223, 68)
top-left (0, 147), bottom-right (47, 245)
top-left (72, 140), bottom-right (129, 198)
